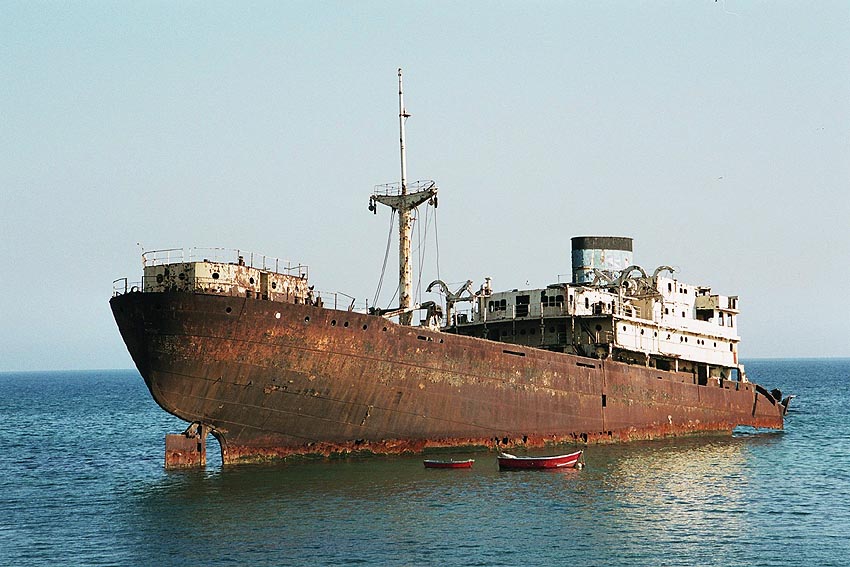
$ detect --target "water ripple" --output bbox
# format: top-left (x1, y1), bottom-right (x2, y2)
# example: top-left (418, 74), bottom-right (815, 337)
top-left (2, 361), bottom-right (850, 565)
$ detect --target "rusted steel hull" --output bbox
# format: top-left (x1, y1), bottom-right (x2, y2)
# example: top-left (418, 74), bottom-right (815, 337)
top-left (110, 291), bottom-right (785, 465)
top-left (165, 433), bottom-right (205, 469)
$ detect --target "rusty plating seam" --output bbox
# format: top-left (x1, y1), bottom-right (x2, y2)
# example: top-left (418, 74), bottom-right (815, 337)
top-left (218, 423), bottom-right (750, 464)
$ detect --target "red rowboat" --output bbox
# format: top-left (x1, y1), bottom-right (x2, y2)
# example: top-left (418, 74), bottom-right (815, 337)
top-left (497, 450), bottom-right (584, 470)
top-left (423, 459), bottom-right (475, 469)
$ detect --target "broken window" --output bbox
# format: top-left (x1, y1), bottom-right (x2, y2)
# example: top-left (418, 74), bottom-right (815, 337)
top-left (515, 295), bottom-right (530, 317)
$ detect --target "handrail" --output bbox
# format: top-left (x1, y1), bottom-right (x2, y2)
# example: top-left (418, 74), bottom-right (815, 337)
top-left (112, 278), bottom-right (127, 296)
top-left (112, 278), bottom-right (142, 296)
top-left (314, 291), bottom-right (363, 312)
top-left (372, 179), bottom-right (436, 197)
top-left (141, 247), bottom-right (308, 278)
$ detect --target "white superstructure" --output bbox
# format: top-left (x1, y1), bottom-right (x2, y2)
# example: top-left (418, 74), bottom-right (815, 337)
top-left (447, 236), bottom-right (746, 384)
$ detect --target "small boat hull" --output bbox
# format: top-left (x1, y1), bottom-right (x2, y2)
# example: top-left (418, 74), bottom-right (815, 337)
top-left (497, 450), bottom-right (583, 470)
top-left (423, 459), bottom-right (475, 469)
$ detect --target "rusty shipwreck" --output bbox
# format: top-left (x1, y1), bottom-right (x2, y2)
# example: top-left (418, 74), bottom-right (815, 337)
top-left (110, 70), bottom-right (791, 468)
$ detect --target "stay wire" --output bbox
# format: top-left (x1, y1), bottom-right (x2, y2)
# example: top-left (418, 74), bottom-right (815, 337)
top-left (415, 204), bottom-right (432, 303)
top-left (373, 209), bottom-right (396, 308)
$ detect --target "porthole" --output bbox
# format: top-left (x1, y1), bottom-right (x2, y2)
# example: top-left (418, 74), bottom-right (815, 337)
top-left (595, 324), bottom-right (602, 331)
top-left (714, 342), bottom-right (717, 347)
top-left (275, 312), bottom-right (281, 319)
top-left (382, 327), bottom-right (388, 332)
top-left (271, 282), bottom-right (277, 289)
top-left (249, 277), bottom-right (255, 285)
top-left (178, 273), bottom-right (186, 280)
top-left (212, 272), bottom-right (220, 280)
top-left (654, 331), bottom-right (658, 337)
top-left (225, 307), bottom-right (232, 314)
top-left (362, 324), bottom-right (368, 330)
top-left (304, 316), bottom-right (311, 323)
top-left (331, 319), bottom-right (337, 326)
top-left (622, 326), bottom-right (627, 332)
top-left (156, 274), bottom-right (164, 284)
top-left (343, 321), bottom-right (349, 328)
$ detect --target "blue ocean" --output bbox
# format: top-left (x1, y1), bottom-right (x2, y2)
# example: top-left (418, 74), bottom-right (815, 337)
top-left (1, 359), bottom-right (848, 566)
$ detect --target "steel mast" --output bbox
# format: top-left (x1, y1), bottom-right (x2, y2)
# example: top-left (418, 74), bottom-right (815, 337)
top-left (370, 68), bottom-right (438, 326)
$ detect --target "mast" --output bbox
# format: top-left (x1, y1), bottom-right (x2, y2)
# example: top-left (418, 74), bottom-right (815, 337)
top-left (397, 69), bottom-right (413, 326)
top-left (370, 68), bottom-right (438, 326)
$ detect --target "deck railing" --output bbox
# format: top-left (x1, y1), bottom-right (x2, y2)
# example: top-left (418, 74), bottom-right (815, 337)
top-left (372, 179), bottom-right (436, 197)
top-left (113, 275), bottom-right (365, 313)
top-left (141, 247), bottom-right (308, 279)
top-left (313, 291), bottom-right (360, 312)
top-left (112, 278), bottom-right (143, 296)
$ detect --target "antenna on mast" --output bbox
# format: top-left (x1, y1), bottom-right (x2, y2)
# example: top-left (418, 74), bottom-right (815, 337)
top-left (369, 69), bottom-right (438, 326)
top-left (399, 68), bottom-right (409, 198)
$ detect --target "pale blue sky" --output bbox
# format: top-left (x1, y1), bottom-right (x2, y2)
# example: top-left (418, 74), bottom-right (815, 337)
top-left (2, 1), bottom-right (849, 371)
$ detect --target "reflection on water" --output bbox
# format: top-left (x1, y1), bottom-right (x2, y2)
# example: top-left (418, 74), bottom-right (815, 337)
top-left (121, 436), bottom-right (788, 566)
top-left (595, 439), bottom-right (752, 564)
top-left (4, 362), bottom-right (850, 566)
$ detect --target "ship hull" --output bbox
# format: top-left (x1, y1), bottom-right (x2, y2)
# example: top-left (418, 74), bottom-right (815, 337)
top-left (110, 291), bottom-right (785, 464)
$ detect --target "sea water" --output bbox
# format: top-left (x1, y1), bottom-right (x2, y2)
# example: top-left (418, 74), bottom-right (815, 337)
top-left (1, 359), bottom-right (848, 566)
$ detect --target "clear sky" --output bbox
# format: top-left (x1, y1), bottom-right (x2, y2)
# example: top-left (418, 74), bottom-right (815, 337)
top-left (2, 1), bottom-right (849, 371)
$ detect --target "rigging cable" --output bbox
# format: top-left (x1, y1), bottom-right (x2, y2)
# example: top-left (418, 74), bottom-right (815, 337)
top-left (413, 202), bottom-right (440, 309)
top-left (415, 207), bottom-right (423, 302)
top-left (433, 204), bottom-right (442, 312)
top-left (373, 208), bottom-right (396, 308)
top-left (433, 204), bottom-right (440, 281)
top-left (415, 204), bottom-right (433, 303)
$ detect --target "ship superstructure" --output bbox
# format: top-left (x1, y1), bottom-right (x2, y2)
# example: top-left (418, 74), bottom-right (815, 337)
top-left (451, 236), bottom-right (745, 383)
